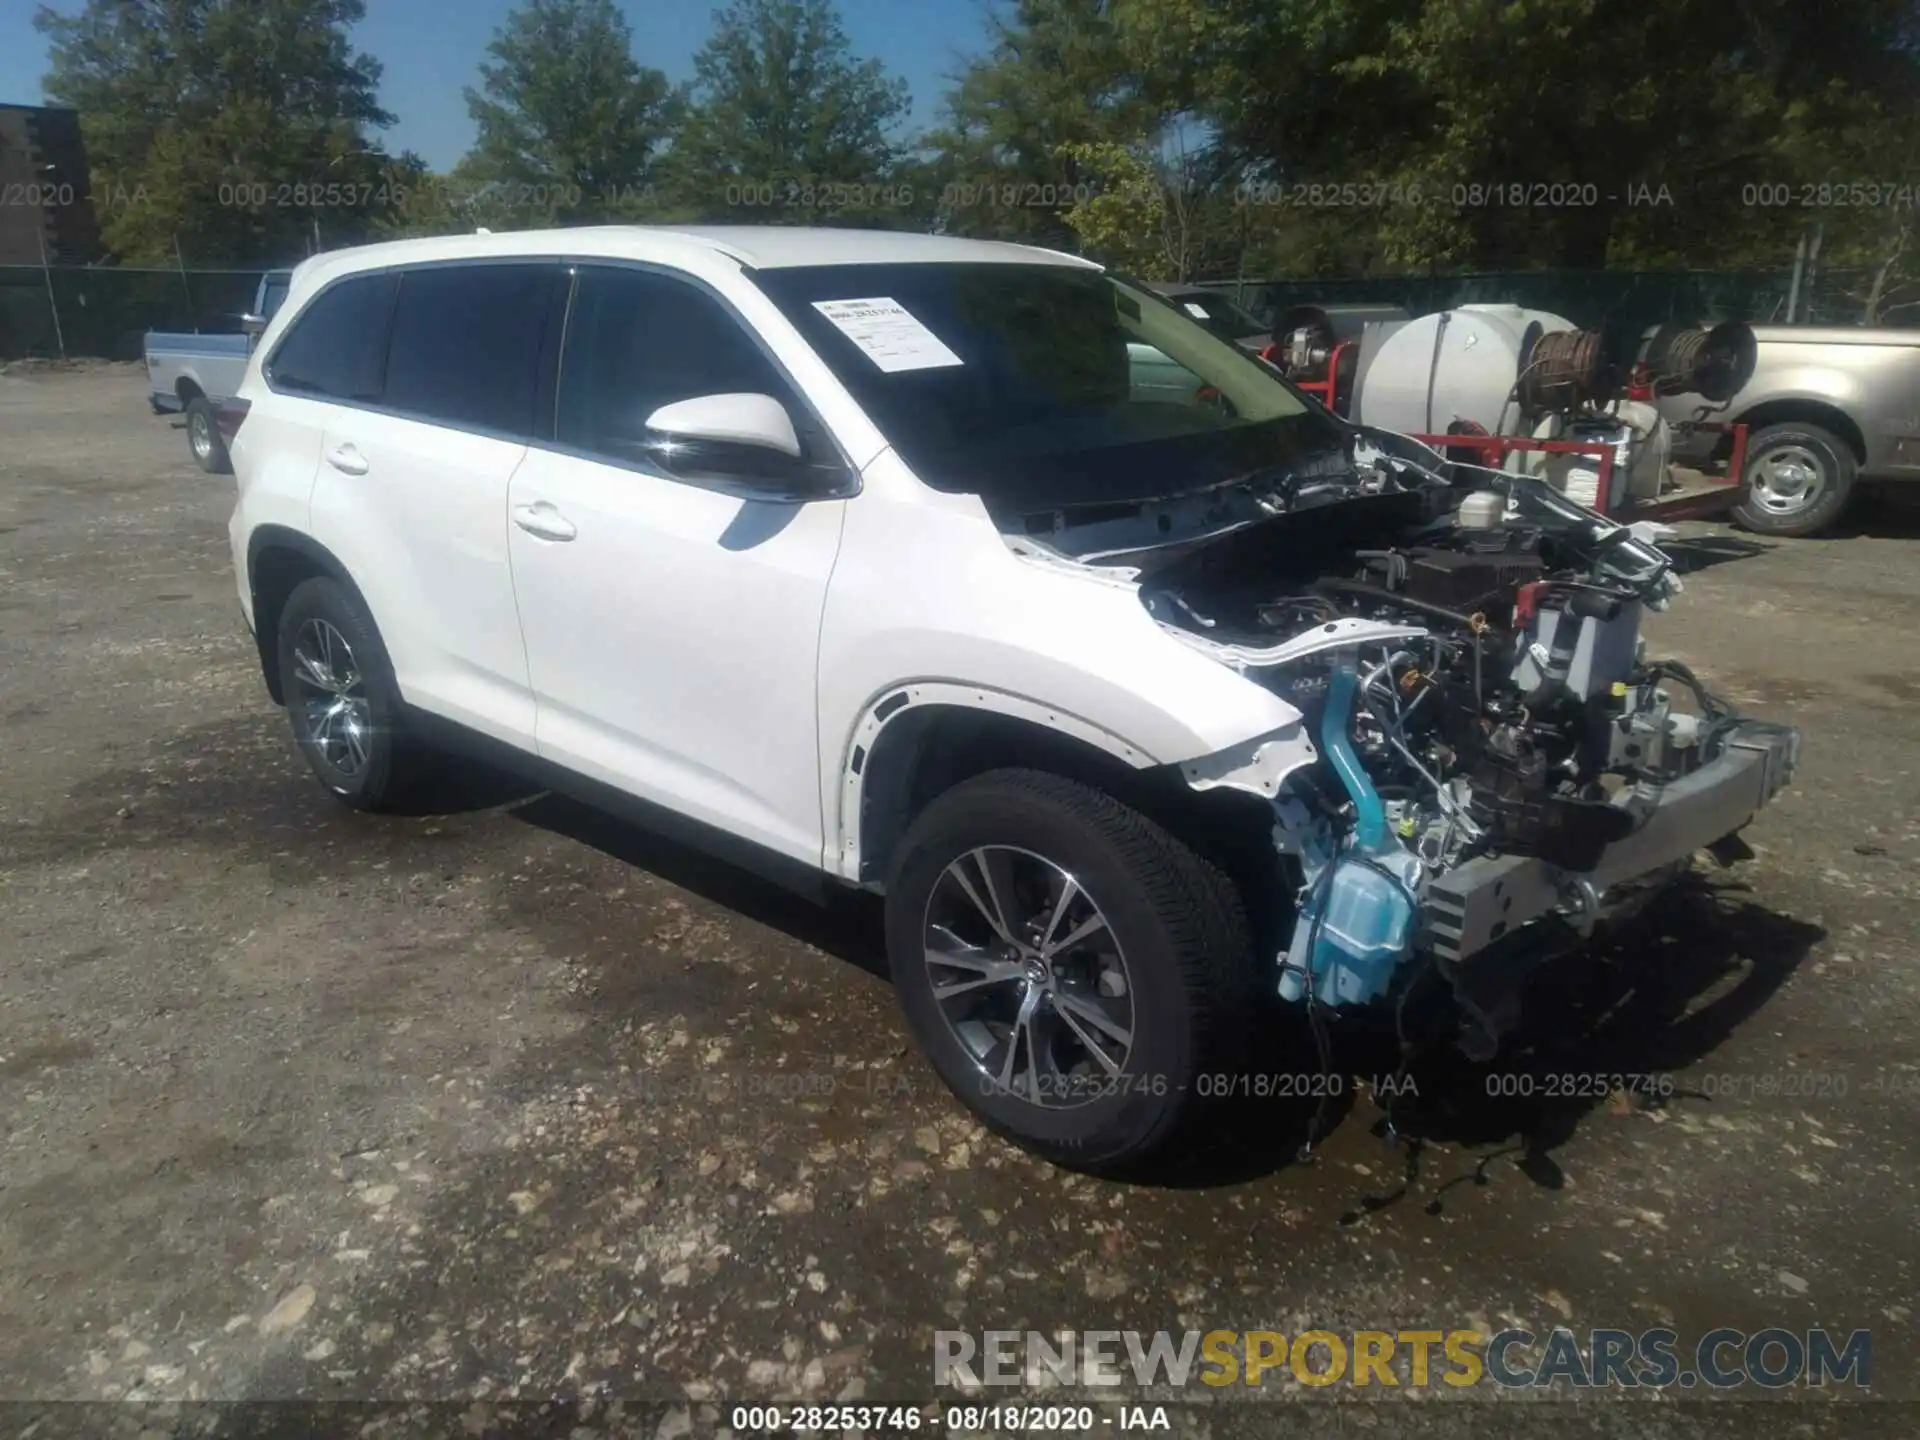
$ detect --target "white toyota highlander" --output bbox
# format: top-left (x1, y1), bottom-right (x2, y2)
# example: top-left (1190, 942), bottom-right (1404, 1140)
top-left (223, 226), bottom-right (1798, 1171)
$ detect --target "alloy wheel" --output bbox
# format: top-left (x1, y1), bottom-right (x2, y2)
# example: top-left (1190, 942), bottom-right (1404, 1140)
top-left (289, 617), bottom-right (372, 778)
top-left (921, 845), bottom-right (1136, 1108)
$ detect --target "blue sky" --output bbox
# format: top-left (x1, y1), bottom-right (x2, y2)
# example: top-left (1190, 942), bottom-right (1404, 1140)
top-left (0, 0), bottom-right (996, 170)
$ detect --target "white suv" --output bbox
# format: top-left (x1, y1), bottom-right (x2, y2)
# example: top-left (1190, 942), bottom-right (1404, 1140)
top-left (226, 226), bottom-right (1797, 1170)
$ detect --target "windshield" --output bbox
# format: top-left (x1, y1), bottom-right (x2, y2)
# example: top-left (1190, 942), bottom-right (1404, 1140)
top-left (751, 262), bottom-right (1323, 507)
top-left (1161, 289), bottom-right (1270, 342)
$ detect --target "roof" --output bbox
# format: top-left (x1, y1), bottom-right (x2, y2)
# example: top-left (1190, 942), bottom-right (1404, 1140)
top-left (291, 225), bottom-right (1099, 288)
top-left (627, 226), bottom-right (1099, 271)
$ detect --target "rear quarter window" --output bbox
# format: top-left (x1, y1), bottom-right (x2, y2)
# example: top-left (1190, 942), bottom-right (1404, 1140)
top-left (266, 272), bottom-right (397, 401)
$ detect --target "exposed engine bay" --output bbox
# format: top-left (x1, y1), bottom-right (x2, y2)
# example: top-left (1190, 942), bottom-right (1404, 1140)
top-left (1003, 424), bottom-right (1799, 1055)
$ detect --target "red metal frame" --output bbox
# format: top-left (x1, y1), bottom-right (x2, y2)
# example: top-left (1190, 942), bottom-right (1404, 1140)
top-left (1406, 423), bottom-right (1752, 519)
top-left (1278, 339), bottom-right (1355, 412)
top-left (1631, 420), bottom-right (1749, 520)
top-left (1275, 342), bottom-right (1756, 519)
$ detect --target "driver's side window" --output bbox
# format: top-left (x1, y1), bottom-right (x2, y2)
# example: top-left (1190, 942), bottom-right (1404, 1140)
top-left (556, 266), bottom-right (805, 467)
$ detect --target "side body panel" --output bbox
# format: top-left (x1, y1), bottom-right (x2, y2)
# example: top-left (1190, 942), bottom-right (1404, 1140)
top-left (813, 450), bottom-right (1311, 883)
top-left (145, 334), bottom-right (250, 408)
top-left (307, 409), bottom-right (535, 744)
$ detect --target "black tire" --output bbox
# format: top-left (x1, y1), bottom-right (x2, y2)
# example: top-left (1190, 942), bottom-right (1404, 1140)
top-left (185, 396), bottom-right (231, 475)
top-left (885, 768), bottom-right (1255, 1173)
top-left (275, 576), bottom-right (418, 811)
top-left (1732, 421), bottom-right (1856, 537)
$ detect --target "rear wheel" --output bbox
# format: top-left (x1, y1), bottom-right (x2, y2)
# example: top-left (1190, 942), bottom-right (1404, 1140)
top-left (185, 396), bottom-right (231, 475)
top-left (1732, 421), bottom-right (1855, 536)
top-left (885, 769), bottom-right (1255, 1173)
top-left (275, 577), bottom-right (419, 811)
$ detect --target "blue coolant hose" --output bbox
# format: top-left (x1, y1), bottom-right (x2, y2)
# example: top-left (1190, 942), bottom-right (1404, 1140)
top-left (1321, 652), bottom-right (1388, 853)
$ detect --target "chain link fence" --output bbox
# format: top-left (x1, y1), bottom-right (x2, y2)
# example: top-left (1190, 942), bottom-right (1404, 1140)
top-left (4, 261), bottom-right (1913, 363)
top-left (1, 265), bottom-right (269, 361)
top-left (1200, 267), bottom-right (1912, 335)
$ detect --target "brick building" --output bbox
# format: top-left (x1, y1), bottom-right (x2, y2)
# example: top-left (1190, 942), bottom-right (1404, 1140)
top-left (0, 103), bottom-right (102, 266)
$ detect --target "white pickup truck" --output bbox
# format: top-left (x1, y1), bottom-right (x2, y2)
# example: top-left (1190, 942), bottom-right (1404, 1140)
top-left (145, 270), bottom-right (292, 472)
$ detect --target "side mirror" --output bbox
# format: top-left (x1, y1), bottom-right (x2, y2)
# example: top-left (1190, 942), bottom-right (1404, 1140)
top-left (644, 392), bottom-right (802, 458)
top-left (241, 313), bottom-right (268, 353)
top-left (641, 392), bottom-right (847, 496)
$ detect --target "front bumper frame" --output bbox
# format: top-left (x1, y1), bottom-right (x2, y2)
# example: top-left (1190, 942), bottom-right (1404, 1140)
top-left (1422, 720), bottom-right (1800, 964)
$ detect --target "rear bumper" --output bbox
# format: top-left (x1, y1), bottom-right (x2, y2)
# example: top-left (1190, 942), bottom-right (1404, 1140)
top-left (1424, 721), bottom-right (1800, 963)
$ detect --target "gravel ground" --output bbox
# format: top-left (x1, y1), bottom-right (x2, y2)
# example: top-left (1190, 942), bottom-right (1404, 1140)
top-left (1, 369), bottom-right (1915, 1437)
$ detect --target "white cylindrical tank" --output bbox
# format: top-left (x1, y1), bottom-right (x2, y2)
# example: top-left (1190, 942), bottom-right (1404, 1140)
top-left (1353, 305), bottom-right (1577, 437)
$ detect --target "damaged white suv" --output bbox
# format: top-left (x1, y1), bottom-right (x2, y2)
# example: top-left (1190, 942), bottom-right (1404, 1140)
top-left (225, 227), bottom-right (1798, 1170)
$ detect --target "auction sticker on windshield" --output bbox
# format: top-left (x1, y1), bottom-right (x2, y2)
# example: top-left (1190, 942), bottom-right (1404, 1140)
top-left (811, 297), bottom-right (964, 372)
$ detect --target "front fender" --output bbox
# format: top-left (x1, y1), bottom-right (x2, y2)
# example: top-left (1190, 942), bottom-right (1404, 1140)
top-left (815, 463), bottom-right (1315, 880)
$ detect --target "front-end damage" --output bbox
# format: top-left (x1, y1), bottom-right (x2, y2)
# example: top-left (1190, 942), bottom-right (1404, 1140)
top-left (1003, 425), bottom-right (1801, 1057)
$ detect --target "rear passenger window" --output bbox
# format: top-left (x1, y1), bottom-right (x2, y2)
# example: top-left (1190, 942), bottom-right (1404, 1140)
top-left (383, 264), bottom-right (560, 437)
top-left (267, 272), bottom-right (395, 401)
top-left (557, 266), bottom-right (800, 466)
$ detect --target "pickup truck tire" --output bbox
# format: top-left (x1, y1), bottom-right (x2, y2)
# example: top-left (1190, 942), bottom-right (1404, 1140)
top-left (885, 768), bottom-right (1254, 1173)
top-left (185, 396), bottom-right (232, 475)
top-left (1733, 421), bottom-right (1856, 537)
top-left (275, 577), bottom-right (421, 812)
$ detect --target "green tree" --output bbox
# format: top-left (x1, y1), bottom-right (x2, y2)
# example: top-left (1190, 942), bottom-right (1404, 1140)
top-left (664, 0), bottom-right (911, 225)
top-left (462, 0), bottom-right (678, 227)
top-left (36, 0), bottom-right (398, 264)
top-left (928, 0), bottom-right (1161, 245)
top-left (1114, 0), bottom-right (1920, 277)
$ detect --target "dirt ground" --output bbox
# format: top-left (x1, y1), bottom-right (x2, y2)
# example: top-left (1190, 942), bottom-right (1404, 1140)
top-left (1, 368), bottom-right (1915, 1436)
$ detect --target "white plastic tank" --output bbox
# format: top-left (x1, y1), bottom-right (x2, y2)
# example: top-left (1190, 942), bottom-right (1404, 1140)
top-left (1354, 305), bottom-right (1577, 437)
top-left (1523, 401), bottom-right (1672, 510)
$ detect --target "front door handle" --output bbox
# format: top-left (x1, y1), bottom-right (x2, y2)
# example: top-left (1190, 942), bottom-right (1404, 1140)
top-left (325, 443), bottom-right (369, 476)
top-left (513, 501), bottom-right (577, 542)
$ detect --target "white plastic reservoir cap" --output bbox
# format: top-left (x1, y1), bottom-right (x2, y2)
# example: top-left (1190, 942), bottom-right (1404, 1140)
top-left (1456, 490), bottom-right (1507, 530)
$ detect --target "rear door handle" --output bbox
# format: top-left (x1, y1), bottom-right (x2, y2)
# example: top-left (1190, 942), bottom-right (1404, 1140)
top-left (325, 443), bottom-right (369, 476)
top-left (513, 501), bottom-right (577, 542)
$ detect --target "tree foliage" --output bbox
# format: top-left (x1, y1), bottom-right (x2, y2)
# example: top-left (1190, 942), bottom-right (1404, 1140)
top-left (663, 0), bottom-right (910, 224)
top-left (36, 0), bottom-right (398, 264)
top-left (1107, 0), bottom-right (1920, 284)
top-left (461, 0), bottom-right (677, 227)
top-left (40, 0), bottom-right (1920, 313)
top-left (926, 0), bottom-right (1158, 245)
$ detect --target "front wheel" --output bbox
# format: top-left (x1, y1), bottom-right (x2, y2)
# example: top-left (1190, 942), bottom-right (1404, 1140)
top-left (884, 769), bottom-right (1255, 1173)
top-left (185, 396), bottom-right (231, 475)
top-left (1732, 421), bottom-right (1856, 537)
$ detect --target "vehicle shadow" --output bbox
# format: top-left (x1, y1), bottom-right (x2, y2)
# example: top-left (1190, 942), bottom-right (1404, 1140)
top-left (388, 752), bottom-right (1823, 1200)
top-left (1828, 486), bottom-right (1920, 540)
top-left (1658, 531), bottom-right (1773, 574)
top-left (1160, 875), bottom-right (1824, 1195)
top-left (508, 788), bottom-right (893, 980)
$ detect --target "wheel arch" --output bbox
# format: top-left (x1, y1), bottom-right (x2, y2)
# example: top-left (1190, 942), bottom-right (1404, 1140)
top-left (838, 685), bottom-right (1283, 937)
top-left (1728, 398), bottom-right (1866, 465)
top-left (175, 374), bottom-right (207, 405)
top-left (245, 526), bottom-right (381, 705)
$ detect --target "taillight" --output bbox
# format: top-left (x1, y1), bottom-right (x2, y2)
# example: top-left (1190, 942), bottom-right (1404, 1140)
top-left (215, 397), bottom-right (251, 442)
